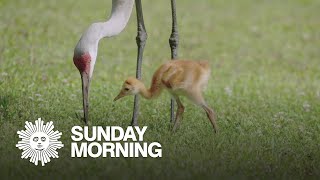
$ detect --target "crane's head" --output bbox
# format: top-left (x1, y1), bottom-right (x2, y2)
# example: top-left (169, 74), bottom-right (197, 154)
top-left (73, 51), bottom-right (92, 124)
top-left (114, 77), bottom-right (141, 101)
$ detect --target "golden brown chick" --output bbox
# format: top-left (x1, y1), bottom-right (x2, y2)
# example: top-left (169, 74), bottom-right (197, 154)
top-left (114, 60), bottom-right (218, 133)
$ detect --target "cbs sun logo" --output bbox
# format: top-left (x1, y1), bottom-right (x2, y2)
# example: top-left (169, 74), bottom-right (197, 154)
top-left (16, 118), bottom-right (64, 166)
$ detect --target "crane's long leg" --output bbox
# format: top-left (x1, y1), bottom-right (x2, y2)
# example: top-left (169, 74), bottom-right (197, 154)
top-left (201, 104), bottom-right (218, 133)
top-left (131, 0), bottom-right (148, 126)
top-left (172, 96), bottom-right (184, 132)
top-left (169, 0), bottom-right (179, 123)
top-left (187, 90), bottom-right (218, 133)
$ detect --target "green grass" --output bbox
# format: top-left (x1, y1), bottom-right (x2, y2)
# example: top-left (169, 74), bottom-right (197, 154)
top-left (1, 0), bottom-right (320, 179)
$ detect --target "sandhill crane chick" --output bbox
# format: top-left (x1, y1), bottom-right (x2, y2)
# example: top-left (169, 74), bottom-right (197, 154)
top-left (114, 60), bottom-right (218, 133)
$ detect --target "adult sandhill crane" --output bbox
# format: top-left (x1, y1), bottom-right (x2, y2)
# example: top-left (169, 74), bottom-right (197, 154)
top-left (73, 0), bottom-right (179, 125)
top-left (113, 60), bottom-right (218, 133)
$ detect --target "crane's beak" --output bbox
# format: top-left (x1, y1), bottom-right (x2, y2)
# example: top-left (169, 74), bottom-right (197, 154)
top-left (81, 72), bottom-right (90, 124)
top-left (113, 92), bottom-right (125, 102)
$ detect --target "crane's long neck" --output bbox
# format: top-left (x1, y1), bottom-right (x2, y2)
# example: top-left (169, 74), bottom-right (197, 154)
top-left (99, 0), bottom-right (134, 38)
top-left (139, 87), bottom-right (152, 99)
top-left (137, 63), bottom-right (172, 99)
top-left (79, 0), bottom-right (134, 41)
top-left (137, 80), bottom-right (163, 100)
top-left (88, 0), bottom-right (134, 40)
top-left (74, 0), bottom-right (134, 76)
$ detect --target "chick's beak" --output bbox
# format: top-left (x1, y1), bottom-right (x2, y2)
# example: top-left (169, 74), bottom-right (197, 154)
top-left (114, 92), bottom-right (125, 102)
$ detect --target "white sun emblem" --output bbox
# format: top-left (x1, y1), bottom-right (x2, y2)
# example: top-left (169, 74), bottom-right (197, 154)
top-left (16, 118), bottom-right (64, 166)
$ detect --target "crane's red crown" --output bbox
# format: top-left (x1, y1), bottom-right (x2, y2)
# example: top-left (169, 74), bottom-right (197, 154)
top-left (73, 52), bottom-right (91, 74)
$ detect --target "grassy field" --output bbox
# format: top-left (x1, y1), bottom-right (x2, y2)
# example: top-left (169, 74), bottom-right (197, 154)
top-left (1, 0), bottom-right (320, 179)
